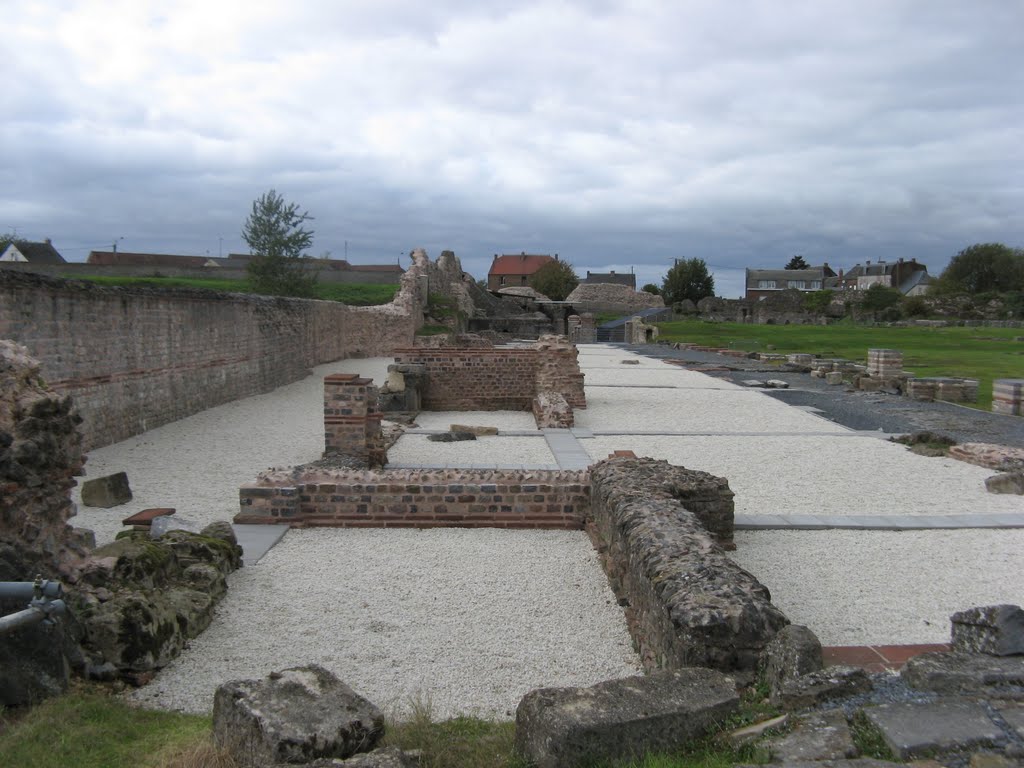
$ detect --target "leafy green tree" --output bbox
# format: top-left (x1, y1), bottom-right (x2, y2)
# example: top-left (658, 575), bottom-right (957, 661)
top-left (528, 259), bottom-right (578, 300)
top-left (860, 284), bottom-right (902, 313)
top-left (934, 243), bottom-right (1024, 294)
top-left (641, 283), bottom-right (661, 295)
top-left (661, 258), bottom-right (714, 305)
top-left (802, 289), bottom-right (834, 314)
top-left (242, 190), bottom-right (318, 297)
top-left (785, 254), bottom-right (809, 270)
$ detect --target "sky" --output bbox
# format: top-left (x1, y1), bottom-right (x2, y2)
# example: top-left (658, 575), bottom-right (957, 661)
top-left (3, 1), bottom-right (1022, 298)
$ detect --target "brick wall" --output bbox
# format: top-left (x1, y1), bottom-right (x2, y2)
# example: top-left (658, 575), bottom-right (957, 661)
top-left (0, 270), bottom-right (419, 449)
top-left (237, 467), bottom-right (589, 529)
top-left (393, 335), bottom-right (585, 413)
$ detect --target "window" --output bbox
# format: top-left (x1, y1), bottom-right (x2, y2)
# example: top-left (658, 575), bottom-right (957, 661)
top-left (810, 280), bottom-right (821, 289)
top-left (521, 276), bottom-right (527, 285)
top-left (499, 276), bottom-right (506, 285)
top-left (788, 280), bottom-right (805, 289)
top-left (757, 280), bottom-right (776, 289)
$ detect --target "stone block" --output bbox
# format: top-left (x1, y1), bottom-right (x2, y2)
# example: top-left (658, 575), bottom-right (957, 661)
top-left (80, 471), bottom-right (132, 508)
top-left (449, 424), bottom-right (499, 436)
top-left (302, 746), bottom-right (419, 767)
top-left (773, 666), bottom-right (872, 710)
top-left (825, 371), bottom-right (844, 385)
top-left (863, 699), bottom-right (1006, 760)
top-left (768, 709), bottom-right (857, 762)
top-left (763, 625), bottom-right (824, 701)
top-left (951, 605), bottom-right (1024, 656)
top-left (901, 651), bottom-right (1024, 696)
top-left (213, 665), bottom-right (384, 767)
top-left (985, 473), bottom-right (1024, 495)
top-left (514, 667), bottom-right (739, 768)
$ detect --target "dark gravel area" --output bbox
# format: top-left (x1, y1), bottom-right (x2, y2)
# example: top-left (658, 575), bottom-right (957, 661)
top-left (626, 343), bottom-right (1024, 449)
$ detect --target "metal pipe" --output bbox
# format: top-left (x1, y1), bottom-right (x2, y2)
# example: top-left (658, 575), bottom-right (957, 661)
top-left (0, 580), bottom-right (63, 601)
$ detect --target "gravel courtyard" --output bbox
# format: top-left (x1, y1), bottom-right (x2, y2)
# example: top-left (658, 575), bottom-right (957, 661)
top-left (71, 343), bottom-right (1024, 715)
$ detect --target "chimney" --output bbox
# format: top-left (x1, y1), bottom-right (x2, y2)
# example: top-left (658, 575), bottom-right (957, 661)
top-left (44, 237), bottom-right (52, 245)
top-left (838, 268), bottom-right (844, 279)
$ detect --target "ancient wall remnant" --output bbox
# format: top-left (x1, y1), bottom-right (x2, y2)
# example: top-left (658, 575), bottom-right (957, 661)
top-left (905, 377), bottom-right (979, 404)
top-left (323, 374), bottom-right (385, 467)
top-left (0, 261), bottom-right (426, 450)
top-left (866, 348), bottom-right (903, 378)
top-left (0, 341), bottom-right (91, 579)
top-left (588, 456), bottom-right (789, 673)
top-left (237, 467), bottom-right (589, 529)
top-left (393, 334), bottom-right (585, 423)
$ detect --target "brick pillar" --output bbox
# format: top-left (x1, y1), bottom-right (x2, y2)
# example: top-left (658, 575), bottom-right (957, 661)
top-left (993, 379), bottom-right (1024, 416)
top-left (323, 374), bottom-right (387, 467)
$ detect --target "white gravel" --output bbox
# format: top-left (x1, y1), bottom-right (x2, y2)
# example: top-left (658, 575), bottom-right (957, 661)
top-left (127, 528), bottom-right (640, 718)
top-left (388, 434), bottom-right (554, 466)
top-left (729, 528), bottom-right (1024, 646)
top-left (581, 434), bottom-right (1024, 517)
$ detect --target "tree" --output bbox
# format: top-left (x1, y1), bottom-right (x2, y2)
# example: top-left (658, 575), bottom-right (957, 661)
top-left (661, 258), bottom-right (714, 305)
top-left (934, 243), bottom-right (1024, 295)
top-left (785, 255), bottom-right (809, 270)
top-left (641, 283), bottom-right (661, 295)
top-left (860, 283), bottom-right (902, 312)
top-left (528, 259), bottom-right (578, 301)
top-left (242, 190), bottom-right (318, 297)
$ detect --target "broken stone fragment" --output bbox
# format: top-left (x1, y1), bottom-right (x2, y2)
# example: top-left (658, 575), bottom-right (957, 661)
top-left (80, 471), bottom-right (132, 508)
top-left (448, 424), bottom-right (498, 436)
top-left (213, 665), bottom-right (384, 767)
top-left (427, 432), bottom-right (476, 442)
top-left (772, 666), bottom-right (872, 710)
top-left (762, 625), bottom-right (824, 701)
top-left (985, 472), bottom-right (1024, 495)
top-left (951, 604), bottom-right (1024, 656)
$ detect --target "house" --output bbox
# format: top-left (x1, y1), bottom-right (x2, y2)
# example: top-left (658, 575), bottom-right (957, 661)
top-left (487, 253), bottom-right (556, 291)
top-left (582, 270), bottom-right (636, 289)
top-left (744, 264), bottom-right (836, 300)
top-left (829, 259), bottom-right (931, 296)
top-left (0, 238), bottom-right (66, 264)
top-left (87, 251), bottom-right (214, 268)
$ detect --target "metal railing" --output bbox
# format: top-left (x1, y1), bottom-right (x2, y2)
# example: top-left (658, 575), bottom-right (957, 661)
top-left (0, 576), bottom-right (66, 636)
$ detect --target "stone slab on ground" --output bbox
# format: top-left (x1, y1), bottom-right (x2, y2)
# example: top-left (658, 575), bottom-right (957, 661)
top-left (901, 652), bottom-right (1024, 697)
top-left (514, 667), bottom-right (739, 768)
top-left (863, 699), bottom-right (1007, 760)
top-left (80, 471), bottom-right (132, 507)
top-left (232, 524), bottom-right (289, 565)
top-left (301, 746), bottom-right (419, 767)
top-left (773, 666), bottom-right (873, 710)
top-left (996, 703), bottom-right (1024, 738)
top-left (212, 665), bottom-right (384, 767)
top-left (768, 709), bottom-right (857, 762)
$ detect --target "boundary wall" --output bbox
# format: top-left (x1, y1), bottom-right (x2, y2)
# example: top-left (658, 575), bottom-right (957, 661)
top-left (0, 266), bottom-right (422, 450)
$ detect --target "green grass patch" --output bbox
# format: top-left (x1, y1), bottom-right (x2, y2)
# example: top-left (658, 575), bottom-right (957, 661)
top-left (850, 711), bottom-right (898, 762)
top-left (0, 688), bottom-right (228, 768)
top-left (61, 274), bottom-right (399, 305)
top-left (416, 324), bottom-right (452, 336)
top-left (656, 319), bottom-right (1024, 410)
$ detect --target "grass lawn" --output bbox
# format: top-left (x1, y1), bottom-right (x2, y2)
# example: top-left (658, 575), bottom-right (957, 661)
top-left (656, 319), bottom-right (1024, 411)
top-left (1, 687), bottom-right (775, 768)
top-left (62, 275), bottom-right (399, 306)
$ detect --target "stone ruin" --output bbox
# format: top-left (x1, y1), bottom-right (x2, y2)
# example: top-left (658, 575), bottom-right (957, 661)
top-left (0, 340), bottom-right (243, 703)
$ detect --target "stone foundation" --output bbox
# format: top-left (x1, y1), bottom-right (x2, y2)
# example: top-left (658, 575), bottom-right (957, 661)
top-left (906, 377), bottom-right (979, 404)
top-left (588, 457), bottom-right (788, 673)
top-left (323, 374), bottom-right (386, 467)
top-left (867, 348), bottom-right (903, 378)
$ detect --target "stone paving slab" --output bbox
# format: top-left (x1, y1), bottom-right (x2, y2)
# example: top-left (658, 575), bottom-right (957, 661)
top-left (998, 704), bottom-right (1024, 738)
top-left (543, 429), bottom-right (592, 470)
top-left (863, 699), bottom-right (1007, 759)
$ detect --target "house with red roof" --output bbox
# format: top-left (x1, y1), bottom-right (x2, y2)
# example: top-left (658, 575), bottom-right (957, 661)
top-left (487, 252), bottom-right (556, 291)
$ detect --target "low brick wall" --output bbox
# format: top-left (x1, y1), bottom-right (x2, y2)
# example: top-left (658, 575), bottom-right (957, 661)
top-left (588, 457), bottom-right (789, 673)
top-left (237, 468), bottom-right (589, 529)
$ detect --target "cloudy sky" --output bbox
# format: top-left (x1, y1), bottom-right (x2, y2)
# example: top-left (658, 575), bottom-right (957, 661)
top-left (4, 1), bottom-right (1022, 297)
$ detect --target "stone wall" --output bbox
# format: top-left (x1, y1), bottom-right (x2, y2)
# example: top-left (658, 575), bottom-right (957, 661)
top-left (237, 467), bottom-right (589, 529)
top-left (589, 457), bottom-right (789, 674)
top-left (393, 335), bottom-right (586, 414)
top-left (0, 341), bottom-right (91, 580)
top-left (0, 266), bottom-right (422, 450)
